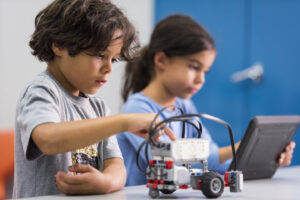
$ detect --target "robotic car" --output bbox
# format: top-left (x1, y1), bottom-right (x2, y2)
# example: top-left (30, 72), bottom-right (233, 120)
top-left (136, 106), bottom-right (243, 199)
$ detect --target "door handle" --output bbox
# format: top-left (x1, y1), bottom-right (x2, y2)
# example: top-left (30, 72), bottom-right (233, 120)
top-left (230, 62), bottom-right (264, 83)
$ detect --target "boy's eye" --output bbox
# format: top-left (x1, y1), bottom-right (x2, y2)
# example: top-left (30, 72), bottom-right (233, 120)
top-left (112, 57), bottom-right (120, 63)
top-left (96, 54), bottom-right (105, 59)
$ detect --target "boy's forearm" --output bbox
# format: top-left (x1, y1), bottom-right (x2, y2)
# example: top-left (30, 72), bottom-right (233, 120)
top-left (32, 114), bottom-right (128, 155)
top-left (100, 158), bottom-right (126, 193)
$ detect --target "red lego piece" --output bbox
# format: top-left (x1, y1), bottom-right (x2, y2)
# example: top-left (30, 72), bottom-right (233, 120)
top-left (197, 179), bottom-right (201, 190)
top-left (224, 171), bottom-right (229, 186)
top-left (165, 161), bottom-right (173, 169)
top-left (148, 180), bottom-right (154, 183)
top-left (149, 160), bottom-right (157, 166)
top-left (151, 184), bottom-right (157, 189)
top-left (179, 185), bottom-right (188, 189)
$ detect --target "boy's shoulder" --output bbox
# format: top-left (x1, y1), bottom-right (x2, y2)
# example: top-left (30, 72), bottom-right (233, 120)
top-left (21, 71), bottom-right (106, 105)
top-left (19, 71), bottom-right (61, 99)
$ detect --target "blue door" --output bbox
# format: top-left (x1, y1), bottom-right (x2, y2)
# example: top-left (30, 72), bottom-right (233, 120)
top-left (154, 0), bottom-right (300, 165)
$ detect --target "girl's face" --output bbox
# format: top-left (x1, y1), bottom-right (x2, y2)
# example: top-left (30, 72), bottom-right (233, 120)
top-left (161, 50), bottom-right (216, 99)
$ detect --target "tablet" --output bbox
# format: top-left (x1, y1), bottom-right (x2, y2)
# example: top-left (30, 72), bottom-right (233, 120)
top-left (228, 115), bottom-right (300, 180)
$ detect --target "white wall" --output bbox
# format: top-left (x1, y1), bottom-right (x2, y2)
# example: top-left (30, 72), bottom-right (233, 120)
top-left (0, 0), bottom-right (153, 129)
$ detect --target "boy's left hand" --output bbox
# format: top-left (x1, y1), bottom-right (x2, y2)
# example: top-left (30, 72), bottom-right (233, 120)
top-left (278, 141), bottom-right (296, 168)
top-left (55, 164), bottom-right (107, 194)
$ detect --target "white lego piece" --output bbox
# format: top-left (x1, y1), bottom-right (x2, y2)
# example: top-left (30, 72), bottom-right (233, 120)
top-left (173, 166), bottom-right (190, 185)
top-left (172, 139), bottom-right (210, 161)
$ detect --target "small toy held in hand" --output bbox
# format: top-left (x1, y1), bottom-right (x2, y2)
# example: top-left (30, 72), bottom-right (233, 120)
top-left (72, 145), bottom-right (98, 174)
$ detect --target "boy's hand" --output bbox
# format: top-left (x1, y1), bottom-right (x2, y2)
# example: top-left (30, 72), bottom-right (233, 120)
top-left (55, 164), bottom-right (108, 194)
top-left (278, 141), bottom-right (296, 167)
top-left (125, 113), bottom-right (176, 141)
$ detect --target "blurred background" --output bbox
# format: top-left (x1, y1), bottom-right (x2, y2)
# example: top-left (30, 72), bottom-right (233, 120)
top-left (0, 0), bottom-right (299, 198)
top-left (154, 0), bottom-right (300, 160)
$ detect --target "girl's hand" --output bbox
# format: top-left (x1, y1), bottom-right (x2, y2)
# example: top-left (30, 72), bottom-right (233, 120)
top-left (278, 141), bottom-right (296, 167)
top-left (125, 113), bottom-right (176, 141)
top-left (55, 164), bottom-right (108, 194)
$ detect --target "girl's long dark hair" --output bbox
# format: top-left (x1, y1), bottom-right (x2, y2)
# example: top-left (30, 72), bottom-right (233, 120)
top-left (122, 14), bottom-right (215, 101)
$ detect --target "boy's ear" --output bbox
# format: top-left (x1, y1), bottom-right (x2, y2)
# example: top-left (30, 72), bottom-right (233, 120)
top-left (51, 43), bottom-right (64, 57)
top-left (154, 51), bottom-right (169, 71)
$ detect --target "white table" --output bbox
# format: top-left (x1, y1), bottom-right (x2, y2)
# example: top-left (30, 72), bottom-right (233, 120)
top-left (21, 166), bottom-right (300, 200)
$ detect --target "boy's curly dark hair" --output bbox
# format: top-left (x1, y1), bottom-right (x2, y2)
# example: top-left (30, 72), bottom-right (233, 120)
top-left (29, 0), bottom-right (139, 62)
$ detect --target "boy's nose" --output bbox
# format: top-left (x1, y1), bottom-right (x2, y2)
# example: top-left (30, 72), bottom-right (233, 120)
top-left (101, 60), bottom-right (113, 74)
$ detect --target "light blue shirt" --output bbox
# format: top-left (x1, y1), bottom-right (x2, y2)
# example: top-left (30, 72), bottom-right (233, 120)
top-left (117, 93), bottom-right (231, 186)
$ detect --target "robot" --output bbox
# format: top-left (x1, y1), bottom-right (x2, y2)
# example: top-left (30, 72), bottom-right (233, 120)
top-left (136, 106), bottom-right (243, 199)
top-left (146, 139), bottom-right (243, 198)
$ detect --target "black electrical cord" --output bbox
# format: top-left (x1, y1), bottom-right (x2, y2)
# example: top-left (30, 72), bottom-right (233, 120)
top-left (175, 113), bottom-right (238, 170)
top-left (138, 117), bottom-right (202, 175)
top-left (136, 116), bottom-right (203, 175)
top-left (135, 106), bottom-right (238, 175)
top-left (136, 105), bottom-right (187, 175)
top-left (152, 116), bottom-right (203, 138)
top-left (148, 106), bottom-right (186, 145)
top-left (136, 140), bottom-right (147, 175)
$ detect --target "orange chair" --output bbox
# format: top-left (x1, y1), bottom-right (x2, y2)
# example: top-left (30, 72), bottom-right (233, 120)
top-left (0, 131), bottom-right (14, 199)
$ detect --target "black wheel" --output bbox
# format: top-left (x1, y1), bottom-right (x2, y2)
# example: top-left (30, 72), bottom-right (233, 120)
top-left (149, 188), bottom-right (159, 199)
top-left (201, 172), bottom-right (224, 198)
top-left (160, 189), bottom-right (176, 194)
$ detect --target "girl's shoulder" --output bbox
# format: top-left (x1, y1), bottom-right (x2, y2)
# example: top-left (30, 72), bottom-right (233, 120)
top-left (122, 93), bottom-right (162, 114)
top-left (175, 97), bottom-right (198, 114)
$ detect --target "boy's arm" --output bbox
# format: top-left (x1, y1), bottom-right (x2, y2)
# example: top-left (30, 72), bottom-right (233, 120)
top-left (55, 157), bottom-right (126, 194)
top-left (32, 113), bottom-right (175, 155)
top-left (101, 157), bottom-right (126, 192)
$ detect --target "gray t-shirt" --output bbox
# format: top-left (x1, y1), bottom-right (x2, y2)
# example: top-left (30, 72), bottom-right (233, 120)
top-left (13, 71), bottom-right (122, 198)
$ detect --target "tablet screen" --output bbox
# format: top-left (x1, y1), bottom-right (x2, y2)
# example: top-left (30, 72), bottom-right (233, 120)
top-left (228, 115), bottom-right (300, 180)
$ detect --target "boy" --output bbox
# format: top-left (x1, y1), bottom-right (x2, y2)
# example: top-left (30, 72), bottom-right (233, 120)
top-left (13, 0), bottom-right (174, 198)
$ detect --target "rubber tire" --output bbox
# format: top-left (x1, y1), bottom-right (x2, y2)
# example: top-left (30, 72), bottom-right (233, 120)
top-left (160, 189), bottom-right (176, 194)
top-left (201, 171), bottom-right (224, 198)
top-left (149, 188), bottom-right (159, 199)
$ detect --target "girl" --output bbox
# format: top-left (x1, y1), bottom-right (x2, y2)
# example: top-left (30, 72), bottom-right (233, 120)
top-left (117, 14), bottom-right (295, 186)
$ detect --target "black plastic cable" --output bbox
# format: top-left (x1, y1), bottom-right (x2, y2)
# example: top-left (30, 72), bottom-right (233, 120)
top-left (136, 105), bottom-right (186, 174)
top-left (135, 106), bottom-right (238, 175)
top-left (152, 117), bottom-right (201, 138)
top-left (152, 116), bottom-right (203, 138)
top-left (150, 113), bottom-right (237, 169)
top-left (176, 113), bottom-right (237, 170)
top-left (136, 140), bottom-right (147, 175)
top-left (136, 117), bottom-right (202, 174)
